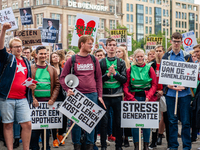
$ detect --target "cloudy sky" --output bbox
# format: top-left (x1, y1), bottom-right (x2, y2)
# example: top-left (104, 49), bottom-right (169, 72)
top-left (195, 0), bottom-right (200, 5)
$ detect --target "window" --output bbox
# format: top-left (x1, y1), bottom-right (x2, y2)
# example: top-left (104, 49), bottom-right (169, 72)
top-left (188, 5), bottom-right (192, 10)
top-left (137, 4), bottom-right (144, 13)
top-left (36, 0), bottom-right (39, 5)
top-left (137, 24), bottom-right (144, 34)
top-left (109, 6), bottom-right (115, 13)
top-left (196, 15), bottom-right (198, 21)
top-left (163, 28), bottom-right (165, 33)
top-left (72, 16), bottom-right (76, 26)
top-left (110, 20), bottom-right (115, 29)
top-left (146, 26), bottom-right (148, 34)
top-left (179, 12), bottom-right (181, 19)
top-left (52, 14), bottom-right (60, 20)
top-left (146, 17), bottom-right (148, 24)
top-left (16, 3), bottom-right (18, 8)
top-left (98, 19), bottom-right (105, 29)
top-left (68, 15), bottom-right (71, 26)
top-left (137, 14), bottom-right (144, 24)
top-left (166, 19), bottom-right (168, 25)
top-left (51, 0), bottom-right (54, 5)
top-left (196, 32), bottom-right (198, 38)
top-left (149, 27), bottom-right (152, 34)
top-left (176, 12), bottom-right (178, 18)
top-left (15, 17), bottom-right (18, 26)
top-left (127, 14), bottom-right (129, 22)
top-left (182, 4), bottom-right (186, 9)
top-left (182, 22), bottom-right (184, 28)
top-left (163, 9), bottom-right (165, 16)
top-left (36, 14), bottom-right (39, 25)
top-left (24, 1), bottom-right (26, 7)
top-left (12, 3), bottom-right (15, 9)
top-left (56, 0), bottom-right (60, 5)
top-left (166, 10), bottom-right (168, 16)
top-left (27, 0), bottom-right (29, 6)
top-left (156, 0), bottom-right (161, 4)
top-left (127, 3), bottom-right (129, 11)
top-left (149, 17), bottom-right (152, 24)
top-left (185, 13), bottom-right (187, 19)
top-left (40, 0), bottom-right (43, 4)
top-left (149, 7), bottom-right (152, 15)
top-left (176, 3), bottom-right (180, 7)
top-left (196, 23), bottom-right (198, 30)
top-left (194, 6), bottom-right (197, 11)
top-left (185, 22), bottom-right (187, 28)
top-left (176, 21), bottom-right (178, 27)
top-left (182, 13), bottom-right (184, 19)
top-left (40, 14), bottom-right (43, 24)
top-left (142, 0), bottom-right (147, 2)
top-left (130, 25), bottom-right (133, 33)
top-left (146, 7), bottom-right (148, 14)
top-left (179, 21), bottom-right (181, 28)
top-left (130, 4), bottom-right (133, 12)
top-left (52, 14), bottom-right (55, 19)
top-left (131, 15), bottom-right (133, 22)
top-left (167, 29), bottom-right (168, 36)
top-left (149, 0), bottom-right (155, 3)
top-left (126, 24), bottom-right (130, 32)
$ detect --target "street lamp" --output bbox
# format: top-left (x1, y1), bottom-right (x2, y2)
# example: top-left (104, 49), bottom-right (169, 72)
top-left (114, 0), bottom-right (118, 28)
top-left (162, 1), bottom-right (169, 51)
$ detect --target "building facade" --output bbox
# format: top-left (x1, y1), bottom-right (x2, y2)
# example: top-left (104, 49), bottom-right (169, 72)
top-left (1, 0), bottom-right (122, 50)
top-left (122, 0), bottom-right (199, 42)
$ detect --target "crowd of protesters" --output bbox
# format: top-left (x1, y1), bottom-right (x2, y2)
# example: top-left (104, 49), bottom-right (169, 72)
top-left (1, 22), bottom-right (200, 150)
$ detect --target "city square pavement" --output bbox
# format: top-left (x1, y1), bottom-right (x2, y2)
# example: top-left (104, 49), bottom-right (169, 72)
top-left (1, 125), bottom-right (200, 150)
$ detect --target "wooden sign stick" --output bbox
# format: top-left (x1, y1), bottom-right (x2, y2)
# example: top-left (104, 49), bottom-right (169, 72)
top-left (139, 128), bottom-right (141, 150)
top-left (174, 90), bottom-right (179, 116)
top-left (44, 129), bottom-right (46, 150)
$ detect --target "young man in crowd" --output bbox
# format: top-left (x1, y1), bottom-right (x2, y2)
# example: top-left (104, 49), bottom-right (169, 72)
top-left (0, 23), bottom-right (36, 150)
top-left (30, 46), bottom-right (60, 150)
top-left (22, 47), bottom-right (32, 62)
top-left (95, 49), bottom-right (105, 61)
top-left (60, 35), bottom-right (105, 150)
top-left (99, 38), bottom-right (127, 150)
top-left (162, 32), bottom-right (193, 150)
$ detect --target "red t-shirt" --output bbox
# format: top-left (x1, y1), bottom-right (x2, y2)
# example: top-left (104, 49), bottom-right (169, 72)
top-left (156, 64), bottom-right (163, 91)
top-left (8, 58), bottom-right (28, 99)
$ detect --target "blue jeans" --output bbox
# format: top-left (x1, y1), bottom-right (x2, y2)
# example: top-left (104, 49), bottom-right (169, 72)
top-left (132, 96), bottom-right (150, 143)
top-left (72, 92), bottom-right (98, 145)
top-left (166, 95), bottom-right (191, 150)
top-left (107, 107), bottom-right (113, 136)
top-left (30, 129), bottom-right (50, 150)
top-left (13, 121), bottom-right (20, 139)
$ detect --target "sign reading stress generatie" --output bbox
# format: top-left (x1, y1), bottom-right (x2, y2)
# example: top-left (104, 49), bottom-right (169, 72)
top-left (68, 0), bottom-right (108, 11)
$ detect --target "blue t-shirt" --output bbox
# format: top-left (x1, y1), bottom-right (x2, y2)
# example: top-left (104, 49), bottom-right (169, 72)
top-left (166, 50), bottom-right (191, 97)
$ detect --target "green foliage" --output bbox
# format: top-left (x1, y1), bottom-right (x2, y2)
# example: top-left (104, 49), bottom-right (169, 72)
top-left (66, 33), bottom-right (79, 53)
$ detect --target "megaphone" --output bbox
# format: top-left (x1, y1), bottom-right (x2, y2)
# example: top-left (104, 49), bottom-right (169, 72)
top-left (64, 74), bottom-right (79, 88)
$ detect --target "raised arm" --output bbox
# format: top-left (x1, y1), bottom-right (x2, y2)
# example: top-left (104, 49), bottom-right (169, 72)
top-left (0, 23), bottom-right (11, 50)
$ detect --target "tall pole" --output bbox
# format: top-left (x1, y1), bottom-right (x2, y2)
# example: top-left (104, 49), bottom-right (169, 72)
top-left (165, 0), bottom-right (167, 52)
top-left (115, 0), bottom-right (117, 29)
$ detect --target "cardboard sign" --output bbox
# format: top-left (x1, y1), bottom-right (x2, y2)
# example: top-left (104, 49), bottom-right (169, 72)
top-left (4, 35), bottom-right (13, 48)
top-left (110, 29), bottom-right (127, 46)
top-left (58, 88), bottom-right (105, 133)
top-left (182, 31), bottom-right (197, 53)
top-left (0, 7), bottom-right (18, 31)
top-left (14, 29), bottom-right (42, 46)
top-left (19, 7), bottom-right (33, 25)
top-left (42, 18), bottom-right (60, 43)
top-left (121, 101), bottom-right (159, 128)
top-left (22, 77), bottom-right (38, 87)
top-left (52, 43), bottom-right (63, 51)
top-left (30, 102), bottom-right (63, 130)
top-left (159, 60), bottom-right (199, 88)
top-left (127, 36), bottom-right (132, 52)
top-left (145, 37), bottom-right (162, 53)
top-left (71, 14), bottom-right (99, 47)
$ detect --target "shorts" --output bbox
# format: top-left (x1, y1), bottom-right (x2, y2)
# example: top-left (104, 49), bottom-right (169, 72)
top-left (0, 98), bottom-right (31, 123)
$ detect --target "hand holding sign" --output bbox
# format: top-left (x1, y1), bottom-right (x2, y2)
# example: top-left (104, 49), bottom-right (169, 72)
top-left (32, 100), bottom-right (39, 107)
top-left (48, 99), bottom-right (54, 105)
top-left (29, 84), bottom-right (36, 90)
top-left (98, 97), bottom-right (106, 109)
top-left (67, 89), bottom-right (75, 96)
top-left (2, 23), bottom-right (12, 31)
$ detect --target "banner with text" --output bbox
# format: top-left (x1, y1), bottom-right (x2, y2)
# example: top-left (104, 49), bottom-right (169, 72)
top-left (127, 35), bottom-right (132, 52)
top-left (14, 29), bottom-right (42, 46)
top-left (58, 88), bottom-right (106, 133)
top-left (159, 60), bottom-right (199, 88)
top-left (146, 37), bottom-right (162, 53)
top-left (19, 7), bottom-right (33, 25)
top-left (110, 29), bottom-right (127, 46)
top-left (182, 31), bottom-right (197, 53)
top-left (0, 7), bottom-right (18, 31)
top-left (121, 101), bottom-right (159, 128)
top-left (4, 35), bottom-right (13, 48)
top-left (71, 14), bottom-right (99, 47)
top-left (30, 102), bottom-right (63, 130)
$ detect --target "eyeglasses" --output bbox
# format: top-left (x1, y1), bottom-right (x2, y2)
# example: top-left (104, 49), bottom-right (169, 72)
top-left (13, 45), bottom-right (22, 49)
top-left (97, 55), bottom-right (103, 57)
top-left (172, 40), bottom-right (182, 44)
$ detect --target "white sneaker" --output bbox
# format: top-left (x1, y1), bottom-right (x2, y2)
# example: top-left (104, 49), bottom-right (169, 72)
top-left (106, 140), bottom-right (110, 146)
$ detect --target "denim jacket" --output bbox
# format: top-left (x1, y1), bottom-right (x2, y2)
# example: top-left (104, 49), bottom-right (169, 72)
top-left (0, 47), bottom-right (33, 103)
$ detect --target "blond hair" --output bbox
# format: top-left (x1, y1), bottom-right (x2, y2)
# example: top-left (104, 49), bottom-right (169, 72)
top-left (67, 50), bottom-right (75, 55)
top-left (132, 49), bottom-right (145, 65)
top-left (9, 37), bottom-right (22, 48)
top-left (189, 50), bottom-right (195, 55)
top-left (117, 46), bottom-right (130, 69)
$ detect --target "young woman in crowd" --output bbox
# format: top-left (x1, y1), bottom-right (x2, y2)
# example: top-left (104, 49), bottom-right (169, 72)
top-left (147, 49), bottom-right (156, 70)
top-left (116, 46), bottom-right (131, 147)
top-left (50, 52), bottom-right (67, 148)
top-left (123, 49), bottom-right (157, 150)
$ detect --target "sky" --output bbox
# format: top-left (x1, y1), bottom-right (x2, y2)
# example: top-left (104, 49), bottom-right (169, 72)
top-left (195, 0), bottom-right (200, 5)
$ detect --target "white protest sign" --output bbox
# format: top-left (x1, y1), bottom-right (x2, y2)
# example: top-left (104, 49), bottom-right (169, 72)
top-left (159, 60), bottom-right (199, 88)
top-left (4, 35), bottom-right (13, 48)
top-left (182, 31), bottom-right (197, 53)
top-left (30, 102), bottom-right (63, 130)
top-left (71, 14), bottom-right (99, 47)
top-left (0, 7), bottom-right (18, 31)
top-left (58, 88), bottom-right (105, 134)
top-left (127, 36), bottom-right (132, 52)
top-left (121, 101), bottom-right (159, 128)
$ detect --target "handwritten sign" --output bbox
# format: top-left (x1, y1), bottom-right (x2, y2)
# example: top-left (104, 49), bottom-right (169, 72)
top-left (58, 88), bottom-right (105, 133)
top-left (4, 35), bottom-right (13, 48)
top-left (182, 31), bottom-right (197, 52)
top-left (110, 29), bottom-right (127, 46)
top-left (0, 7), bottom-right (18, 31)
top-left (14, 29), bottom-right (42, 46)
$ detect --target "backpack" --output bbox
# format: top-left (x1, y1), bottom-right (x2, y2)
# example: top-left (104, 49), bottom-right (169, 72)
top-left (71, 54), bottom-right (96, 75)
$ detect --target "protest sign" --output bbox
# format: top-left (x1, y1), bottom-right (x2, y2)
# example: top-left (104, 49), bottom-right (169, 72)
top-left (30, 102), bottom-right (63, 129)
top-left (121, 101), bottom-right (159, 128)
top-left (42, 18), bottom-right (59, 43)
top-left (4, 35), bottom-right (13, 48)
top-left (19, 7), bottom-right (33, 25)
top-left (59, 24), bottom-right (62, 42)
top-left (159, 60), bottom-right (199, 88)
top-left (127, 35), bottom-right (132, 52)
top-left (14, 29), bottom-right (42, 46)
top-left (0, 7), bottom-right (18, 31)
top-left (22, 77), bottom-right (38, 87)
top-left (110, 29), bottom-right (127, 46)
top-left (58, 88), bottom-right (106, 133)
top-left (98, 38), bottom-right (107, 53)
top-left (182, 31), bottom-right (197, 53)
top-left (146, 37), bottom-right (162, 53)
top-left (71, 14), bottom-right (99, 47)
top-left (52, 43), bottom-right (63, 51)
